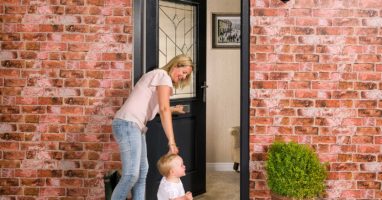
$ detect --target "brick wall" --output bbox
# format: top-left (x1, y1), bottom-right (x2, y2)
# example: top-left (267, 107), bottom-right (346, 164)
top-left (0, 0), bottom-right (132, 198)
top-left (250, 0), bottom-right (382, 199)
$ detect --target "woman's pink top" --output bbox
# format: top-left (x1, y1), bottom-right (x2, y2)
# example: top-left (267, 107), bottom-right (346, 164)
top-left (114, 69), bottom-right (173, 132)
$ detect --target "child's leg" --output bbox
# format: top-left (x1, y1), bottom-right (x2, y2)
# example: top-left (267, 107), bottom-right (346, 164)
top-left (131, 133), bottom-right (149, 200)
top-left (111, 120), bottom-right (142, 200)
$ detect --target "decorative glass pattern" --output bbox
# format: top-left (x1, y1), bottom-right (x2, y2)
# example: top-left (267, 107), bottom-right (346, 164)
top-left (159, 1), bottom-right (196, 99)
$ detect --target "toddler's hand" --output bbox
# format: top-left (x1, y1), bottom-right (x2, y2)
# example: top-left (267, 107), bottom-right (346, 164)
top-left (185, 191), bottom-right (193, 200)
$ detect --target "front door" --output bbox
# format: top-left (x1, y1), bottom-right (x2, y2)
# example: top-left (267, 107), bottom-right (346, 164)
top-left (136, 0), bottom-right (206, 199)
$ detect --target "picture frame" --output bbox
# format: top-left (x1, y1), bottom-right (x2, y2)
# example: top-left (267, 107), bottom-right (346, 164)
top-left (212, 13), bottom-right (241, 48)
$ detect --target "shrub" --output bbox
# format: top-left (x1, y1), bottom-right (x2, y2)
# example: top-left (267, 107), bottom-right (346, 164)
top-left (266, 142), bottom-right (327, 199)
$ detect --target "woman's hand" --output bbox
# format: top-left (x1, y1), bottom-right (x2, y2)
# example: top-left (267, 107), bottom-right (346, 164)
top-left (171, 105), bottom-right (186, 114)
top-left (168, 143), bottom-right (179, 154)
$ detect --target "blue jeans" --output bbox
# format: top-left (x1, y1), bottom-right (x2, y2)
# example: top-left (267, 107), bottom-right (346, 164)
top-left (111, 119), bottom-right (148, 200)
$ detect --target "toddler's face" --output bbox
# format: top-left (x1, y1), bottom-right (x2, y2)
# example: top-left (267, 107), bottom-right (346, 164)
top-left (171, 156), bottom-right (186, 177)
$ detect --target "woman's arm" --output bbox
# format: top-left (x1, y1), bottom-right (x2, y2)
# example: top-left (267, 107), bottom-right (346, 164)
top-left (157, 85), bottom-right (179, 154)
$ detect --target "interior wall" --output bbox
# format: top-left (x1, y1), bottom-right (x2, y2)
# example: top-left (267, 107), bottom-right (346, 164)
top-left (206, 0), bottom-right (240, 164)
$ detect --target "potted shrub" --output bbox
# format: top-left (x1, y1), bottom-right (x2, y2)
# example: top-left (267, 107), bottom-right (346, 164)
top-left (265, 142), bottom-right (327, 200)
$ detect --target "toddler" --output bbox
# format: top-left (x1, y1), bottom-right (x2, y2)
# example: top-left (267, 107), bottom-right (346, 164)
top-left (157, 154), bottom-right (193, 200)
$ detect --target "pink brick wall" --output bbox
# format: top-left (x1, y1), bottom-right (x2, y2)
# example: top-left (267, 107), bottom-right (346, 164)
top-left (0, 0), bottom-right (132, 198)
top-left (250, 0), bottom-right (382, 199)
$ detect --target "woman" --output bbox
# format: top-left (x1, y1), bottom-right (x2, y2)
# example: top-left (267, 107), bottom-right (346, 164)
top-left (111, 54), bottom-right (194, 200)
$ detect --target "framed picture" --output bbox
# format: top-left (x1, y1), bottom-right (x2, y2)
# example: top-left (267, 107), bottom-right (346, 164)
top-left (212, 13), bottom-right (241, 48)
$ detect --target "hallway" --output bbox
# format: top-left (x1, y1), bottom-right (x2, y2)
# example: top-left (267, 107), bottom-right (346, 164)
top-left (194, 171), bottom-right (240, 200)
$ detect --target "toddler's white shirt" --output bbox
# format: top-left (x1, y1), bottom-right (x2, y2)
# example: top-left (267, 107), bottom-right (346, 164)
top-left (157, 177), bottom-right (185, 200)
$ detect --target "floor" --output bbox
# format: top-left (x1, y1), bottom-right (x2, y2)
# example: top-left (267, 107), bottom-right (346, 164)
top-left (194, 171), bottom-right (240, 200)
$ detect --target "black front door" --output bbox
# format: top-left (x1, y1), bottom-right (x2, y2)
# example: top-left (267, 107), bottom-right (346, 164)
top-left (136, 0), bottom-right (206, 199)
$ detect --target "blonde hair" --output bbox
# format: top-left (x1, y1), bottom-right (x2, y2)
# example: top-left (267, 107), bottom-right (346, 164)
top-left (157, 154), bottom-right (179, 177)
top-left (161, 54), bottom-right (194, 89)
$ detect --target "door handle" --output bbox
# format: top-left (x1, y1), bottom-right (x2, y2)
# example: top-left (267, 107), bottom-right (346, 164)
top-left (201, 81), bottom-right (208, 102)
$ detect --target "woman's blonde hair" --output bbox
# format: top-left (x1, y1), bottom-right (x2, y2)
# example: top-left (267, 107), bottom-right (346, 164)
top-left (161, 54), bottom-right (194, 89)
top-left (157, 154), bottom-right (179, 177)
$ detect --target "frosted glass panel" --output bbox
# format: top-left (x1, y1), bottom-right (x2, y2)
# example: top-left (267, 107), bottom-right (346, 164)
top-left (159, 1), bottom-right (196, 99)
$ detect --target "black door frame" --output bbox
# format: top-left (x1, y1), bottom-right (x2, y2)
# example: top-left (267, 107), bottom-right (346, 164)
top-left (133, 0), bottom-right (250, 199)
top-left (240, 0), bottom-right (250, 199)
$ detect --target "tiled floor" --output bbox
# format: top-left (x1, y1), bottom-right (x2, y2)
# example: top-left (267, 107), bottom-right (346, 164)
top-left (194, 171), bottom-right (240, 200)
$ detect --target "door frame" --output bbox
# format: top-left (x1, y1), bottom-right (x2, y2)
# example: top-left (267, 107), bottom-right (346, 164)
top-left (133, 0), bottom-right (250, 199)
top-left (240, 0), bottom-right (250, 199)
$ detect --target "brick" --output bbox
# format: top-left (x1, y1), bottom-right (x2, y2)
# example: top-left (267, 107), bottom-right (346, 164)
top-left (296, 54), bottom-right (319, 62)
top-left (355, 82), bottom-right (377, 90)
top-left (0, 186), bottom-right (22, 195)
top-left (315, 100), bottom-right (339, 108)
top-left (102, 53), bottom-right (127, 61)
top-left (358, 73), bottom-right (381, 81)
top-left (356, 127), bottom-right (380, 135)
top-left (15, 169), bottom-right (37, 177)
top-left (23, 187), bottom-right (39, 195)
top-left (68, 43), bottom-right (90, 52)
top-left (312, 82), bottom-right (338, 90)
top-left (38, 170), bottom-right (62, 177)
top-left (42, 61), bottom-right (66, 69)
top-left (84, 143), bottom-right (103, 151)
top-left (357, 181), bottom-right (381, 189)
top-left (292, 118), bottom-right (314, 126)
top-left (105, 16), bottom-right (130, 24)
top-left (360, 0), bottom-right (382, 8)
top-left (83, 161), bottom-right (102, 170)
top-left (2, 15), bottom-right (23, 23)
top-left (339, 190), bottom-right (365, 199)
top-left (291, 99), bottom-right (314, 107)
top-left (357, 145), bottom-right (380, 153)
top-left (64, 170), bottom-right (86, 178)
top-left (61, 125), bottom-right (85, 133)
top-left (295, 126), bottom-right (318, 135)
top-left (20, 178), bottom-right (45, 187)
top-left (25, 42), bottom-right (40, 50)
top-left (40, 187), bottom-right (66, 196)
top-left (67, 188), bottom-right (89, 196)
top-left (65, 6), bottom-right (88, 14)
top-left (1, 60), bottom-right (24, 68)
top-left (334, 18), bottom-right (360, 26)
top-left (22, 106), bottom-right (46, 114)
top-left (38, 97), bottom-right (63, 105)
top-left (60, 70), bottom-right (84, 78)
top-left (86, 0), bottom-right (104, 6)
top-left (359, 36), bottom-right (382, 45)
top-left (2, 42), bottom-right (24, 50)
top-left (313, 136), bottom-right (336, 143)
top-left (0, 178), bottom-right (19, 186)
top-left (353, 154), bottom-right (376, 162)
top-left (358, 109), bottom-right (382, 117)
top-left (5, 6), bottom-right (27, 14)
top-left (354, 172), bottom-right (376, 180)
top-left (332, 163), bottom-right (358, 171)
top-left (328, 172), bottom-right (352, 180)
top-left (60, 0), bottom-right (85, 5)
top-left (355, 9), bottom-right (378, 17)
top-left (351, 135), bottom-right (373, 144)
top-left (64, 97), bottom-right (88, 105)
top-left (65, 25), bottom-right (89, 33)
